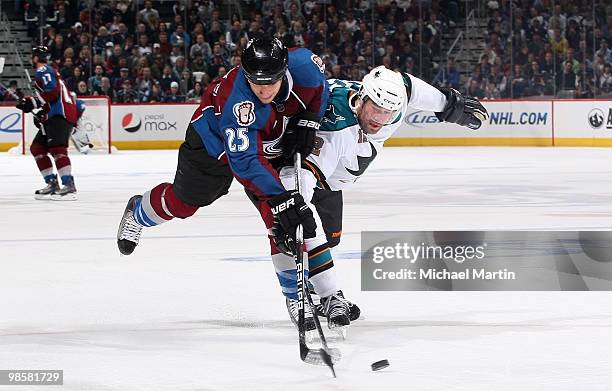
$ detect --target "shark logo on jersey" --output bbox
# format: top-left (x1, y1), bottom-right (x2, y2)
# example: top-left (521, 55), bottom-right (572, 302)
top-left (322, 105), bottom-right (345, 125)
top-left (345, 141), bottom-right (377, 177)
top-left (233, 101), bottom-right (256, 126)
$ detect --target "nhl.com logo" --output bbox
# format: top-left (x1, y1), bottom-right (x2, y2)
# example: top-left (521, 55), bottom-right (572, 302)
top-left (587, 108), bottom-right (612, 130)
top-left (121, 112), bottom-right (177, 133)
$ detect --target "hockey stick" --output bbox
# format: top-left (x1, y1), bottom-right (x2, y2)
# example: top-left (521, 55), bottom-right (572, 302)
top-left (21, 68), bottom-right (48, 136)
top-left (294, 152), bottom-right (338, 377)
top-left (23, 68), bottom-right (35, 93)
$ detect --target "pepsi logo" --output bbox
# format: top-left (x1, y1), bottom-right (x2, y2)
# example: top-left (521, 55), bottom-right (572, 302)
top-left (122, 113), bottom-right (141, 132)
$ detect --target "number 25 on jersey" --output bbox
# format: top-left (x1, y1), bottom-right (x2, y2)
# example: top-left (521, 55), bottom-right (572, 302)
top-left (225, 128), bottom-right (250, 152)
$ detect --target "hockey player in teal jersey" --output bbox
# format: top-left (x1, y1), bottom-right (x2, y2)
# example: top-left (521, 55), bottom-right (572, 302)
top-left (274, 66), bottom-right (488, 331)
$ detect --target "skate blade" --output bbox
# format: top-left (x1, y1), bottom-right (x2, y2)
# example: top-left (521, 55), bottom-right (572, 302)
top-left (50, 193), bottom-right (78, 201)
top-left (34, 194), bottom-right (53, 200)
top-left (305, 329), bottom-right (317, 343)
top-left (330, 325), bottom-right (348, 340)
top-left (329, 326), bottom-right (349, 341)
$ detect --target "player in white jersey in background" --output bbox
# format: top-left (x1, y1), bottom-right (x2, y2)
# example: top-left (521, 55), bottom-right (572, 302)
top-left (273, 66), bottom-right (488, 332)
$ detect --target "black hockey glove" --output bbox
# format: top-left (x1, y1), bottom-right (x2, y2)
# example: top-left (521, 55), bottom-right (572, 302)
top-left (435, 88), bottom-right (488, 130)
top-left (269, 221), bottom-right (295, 256)
top-left (268, 190), bottom-right (317, 255)
top-left (16, 96), bottom-right (41, 113)
top-left (282, 112), bottom-right (320, 159)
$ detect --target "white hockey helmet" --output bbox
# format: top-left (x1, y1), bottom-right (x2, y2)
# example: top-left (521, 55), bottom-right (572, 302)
top-left (358, 66), bottom-right (406, 115)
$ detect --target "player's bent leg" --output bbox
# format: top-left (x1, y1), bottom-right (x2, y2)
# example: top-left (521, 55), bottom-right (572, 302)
top-left (271, 251), bottom-right (317, 331)
top-left (48, 146), bottom-right (76, 200)
top-left (307, 244), bottom-right (356, 328)
top-left (277, 168), bottom-right (361, 328)
top-left (245, 188), bottom-right (318, 331)
top-left (244, 188), bottom-right (317, 332)
top-left (117, 182), bottom-right (201, 256)
top-left (311, 189), bottom-right (343, 248)
top-left (117, 126), bottom-right (233, 255)
top-left (30, 141), bottom-right (58, 199)
top-left (45, 117), bottom-right (77, 201)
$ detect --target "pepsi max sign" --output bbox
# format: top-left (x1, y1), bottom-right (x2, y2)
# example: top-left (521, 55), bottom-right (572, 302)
top-left (121, 113), bottom-right (177, 133)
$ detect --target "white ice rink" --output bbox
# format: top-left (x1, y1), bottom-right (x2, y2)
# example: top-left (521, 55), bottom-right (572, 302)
top-left (2, 147), bottom-right (612, 391)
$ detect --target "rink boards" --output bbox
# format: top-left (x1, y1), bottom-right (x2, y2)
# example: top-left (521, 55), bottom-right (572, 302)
top-left (1, 99), bottom-right (612, 150)
top-left (390, 100), bottom-right (612, 147)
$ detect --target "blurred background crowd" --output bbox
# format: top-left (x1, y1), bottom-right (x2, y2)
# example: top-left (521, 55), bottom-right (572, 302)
top-left (0, 0), bottom-right (610, 103)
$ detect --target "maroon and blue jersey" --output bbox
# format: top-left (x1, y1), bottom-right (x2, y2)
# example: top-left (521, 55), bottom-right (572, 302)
top-left (34, 64), bottom-right (78, 125)
top-left (190, 47), bottom-right (329, 200)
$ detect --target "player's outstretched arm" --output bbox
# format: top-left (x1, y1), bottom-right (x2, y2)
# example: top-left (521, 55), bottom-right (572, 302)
top-left (400, 72), bottom-right (488, 130)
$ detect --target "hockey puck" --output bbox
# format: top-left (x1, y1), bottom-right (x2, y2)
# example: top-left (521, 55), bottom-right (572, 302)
top-left (371, 359), bottom-right (389, 371)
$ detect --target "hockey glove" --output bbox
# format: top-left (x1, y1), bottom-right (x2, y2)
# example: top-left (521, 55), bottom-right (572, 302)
top-left (269, 221), bottom-right (294, 256)
top-left (16, 96), bottom-right (41, 113)
top-left (268, 190), bottom-right (317, 255)
top-left (282, 112), bottom-right (320, 159)
top-left (32, 110), bottom-right (45, 129)
top-left (435, 88), bottom-right (488, 130)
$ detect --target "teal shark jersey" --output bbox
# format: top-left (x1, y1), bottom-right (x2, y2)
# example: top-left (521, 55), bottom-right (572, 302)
top-left (320, 79), bottom-right (361, 131)
top-left (301, 73), bottom-right (445, 191)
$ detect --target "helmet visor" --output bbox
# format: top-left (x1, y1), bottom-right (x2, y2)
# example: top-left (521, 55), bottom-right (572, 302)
top-left (243, 69), bottom-right (285, 85)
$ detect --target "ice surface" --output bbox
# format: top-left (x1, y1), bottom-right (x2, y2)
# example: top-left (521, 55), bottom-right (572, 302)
top-left (1, 147), bottom-right (612, 390)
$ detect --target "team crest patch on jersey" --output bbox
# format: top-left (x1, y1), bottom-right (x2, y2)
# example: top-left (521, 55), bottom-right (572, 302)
top-left (233, 101), bottom-right (256, 126)
top-left (323, 105), bottom-right (346, 125)
top-left (311, 54), bottom-right (325, 74)
top-left (262, 136), bottom-right (283, 158)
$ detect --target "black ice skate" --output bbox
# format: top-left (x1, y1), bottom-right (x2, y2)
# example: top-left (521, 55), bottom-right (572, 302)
top-left (117, 195), bottom-right (144, 255)
top-left (34, 176), bottom-right (59, 200)
top-left (50, 180), bottom-right (77, 201)
top-left (315, 290), bottom-right (361, 322)
top-left (286, 297), bottom-right (316, 332)
top-left (319, 291), bottom-right (361, 332)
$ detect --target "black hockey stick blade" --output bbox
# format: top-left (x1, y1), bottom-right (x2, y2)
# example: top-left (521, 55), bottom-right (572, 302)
top-left (300, 343), bottom-right (338, 377)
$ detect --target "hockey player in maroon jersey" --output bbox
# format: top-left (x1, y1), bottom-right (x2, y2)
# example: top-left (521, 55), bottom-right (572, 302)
top-left (117, 37), bottom-right (361, 330)
top-left (16, 46), bottom-right (79, 200)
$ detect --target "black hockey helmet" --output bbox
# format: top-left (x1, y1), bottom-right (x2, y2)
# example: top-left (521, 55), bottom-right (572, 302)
top-left (241, 37), bottom-right (288, 85)
top-left (32, 45), bottom-right (49, 62)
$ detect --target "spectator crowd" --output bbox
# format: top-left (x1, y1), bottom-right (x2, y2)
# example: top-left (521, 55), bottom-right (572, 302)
top-left (3, 0), bottom-right (610, 103)
top-left (11, 0), bottom-right (458, 103)
top-left (463, 0), bottom-right (612, 99)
